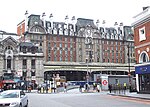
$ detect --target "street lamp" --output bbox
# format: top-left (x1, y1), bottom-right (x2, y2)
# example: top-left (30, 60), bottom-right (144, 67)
top-left (86, 58), bottom-right (89, 83)
top-left (127, 45), bottom-right (132, 92)
top-left (85, 25), bottom-right (93, 83)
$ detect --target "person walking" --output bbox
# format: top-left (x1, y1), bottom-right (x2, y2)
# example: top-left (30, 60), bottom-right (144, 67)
top-left (97, 83), bottom-right (101, 92)
top-left (85, 83), bottom-right (89, 92)
top-left (64, 82), bottom-right (67, 93)
top-left (108, 84), bottom-right (112, 93)
top-left (123, 82), bottom-right (127, 94)
top-left (79, 84), bottom-right (82, 92)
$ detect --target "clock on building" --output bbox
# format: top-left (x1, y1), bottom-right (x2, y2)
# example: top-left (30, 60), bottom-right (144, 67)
top-left (86, 29), bottom-right (92, 38)
top-left (85, 27), bottom-right (93, 44)
top-left (32, 16), bottom-right (39, 24)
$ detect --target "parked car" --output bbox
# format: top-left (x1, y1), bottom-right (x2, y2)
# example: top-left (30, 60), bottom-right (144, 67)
top-left (0, 90), bottom-right (28, 107)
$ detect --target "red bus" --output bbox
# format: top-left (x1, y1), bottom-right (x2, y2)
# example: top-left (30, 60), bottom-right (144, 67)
top-left (0, 76), bottom-right (4, 89)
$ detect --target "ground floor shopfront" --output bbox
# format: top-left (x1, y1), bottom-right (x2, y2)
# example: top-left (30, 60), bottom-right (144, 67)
top-left (44, 70), bottom-right (130, 82)
top-left (135, 63), bottom-right (150, 94)
top-left (44, 62), bottom-right (135, 83)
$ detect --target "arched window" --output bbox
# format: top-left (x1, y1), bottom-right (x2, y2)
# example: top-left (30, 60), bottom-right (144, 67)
top-left (139, 51), bottom-right (149, 63)
top-left (5, 46), bottom-right (13, 51)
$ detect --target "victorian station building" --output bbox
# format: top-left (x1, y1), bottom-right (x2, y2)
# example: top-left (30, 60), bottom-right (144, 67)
top-left (132, 6), bottom-right (150, 94)
top-left (0, 11), bottom-right (135, 85)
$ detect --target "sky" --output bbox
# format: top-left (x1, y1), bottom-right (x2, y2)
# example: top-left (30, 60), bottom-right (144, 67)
top-left (0, 0), bottom-right (150, 33)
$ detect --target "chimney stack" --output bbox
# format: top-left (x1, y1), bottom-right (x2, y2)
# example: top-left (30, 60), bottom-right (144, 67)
top-left (49, 13), bottom-right (53, 28)
top-left (143, 6), bottom-right (150, 11)
top-left (42, 12), bottom-right (46, 28)
top-left (24, 10), bottom-right (28, 32)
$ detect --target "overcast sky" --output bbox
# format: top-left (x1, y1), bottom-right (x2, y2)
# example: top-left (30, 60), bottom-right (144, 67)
top-left (0, 0), bottom-right (150, 33)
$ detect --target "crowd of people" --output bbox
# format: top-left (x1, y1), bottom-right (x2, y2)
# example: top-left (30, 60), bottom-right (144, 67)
top-left (79, 82), bottom-right (102, 93)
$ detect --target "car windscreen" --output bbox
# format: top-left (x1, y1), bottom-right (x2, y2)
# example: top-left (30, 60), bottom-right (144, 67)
top-left (0, 91), bottom-right (19, 98)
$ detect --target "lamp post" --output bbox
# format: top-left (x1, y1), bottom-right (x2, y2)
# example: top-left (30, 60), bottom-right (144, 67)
top-left (127, 45), bottom-right (131, 92)
top-left (85, 25), bottom-right (93, 84)
top-left (86, 58), bottom-right (89, 83)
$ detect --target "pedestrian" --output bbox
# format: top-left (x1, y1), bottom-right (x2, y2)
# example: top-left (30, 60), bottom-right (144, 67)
top-left (123, 82), bottom-right (127, 94)
top-left (79, 84), bottom-right (82, 92)
top-left (64, 82), bottom-right (67, 93)
top-left (93, 83), bottom-right (97, 91)
top-left (97, 83), bottom-right (101, 92)
top-left (28, 86), bottom-right (32, 93)
top-left (46, 86), bottom-right (49, 93)
top-left (85, 83), bottom-right (89, 92)
top-left (3, 84), bottom-right (7, 91)
top-left (108, 84), bottom-right (112, 93)
top-left (37, 85), bottom-right (41, 93)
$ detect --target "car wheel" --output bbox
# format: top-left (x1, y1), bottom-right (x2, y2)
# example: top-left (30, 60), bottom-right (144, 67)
top-left (19, 104), bottom-right (22, 107)
top-left (25, 100), bottom-right (28, 107)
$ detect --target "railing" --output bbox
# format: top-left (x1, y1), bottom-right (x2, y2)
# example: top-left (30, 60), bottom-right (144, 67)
top-left (110, 84), bottom-right (137, 94)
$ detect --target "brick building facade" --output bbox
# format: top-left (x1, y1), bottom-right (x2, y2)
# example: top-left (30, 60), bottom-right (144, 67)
top-left (132, 6), bottom-right (150, 93)
top-left (16, 11), bottom-right (135, 83)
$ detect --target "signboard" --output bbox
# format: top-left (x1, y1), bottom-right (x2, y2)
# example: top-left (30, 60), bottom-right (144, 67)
top-left (102, 80), bottom-right (108, 86)
top-left (135, 64), bottom-right (150, 74)
top-left (3, 80), bottom-right (15, 83)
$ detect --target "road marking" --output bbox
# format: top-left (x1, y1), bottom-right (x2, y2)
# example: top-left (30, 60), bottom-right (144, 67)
top-left (108, 95), bottom-right (150, 105)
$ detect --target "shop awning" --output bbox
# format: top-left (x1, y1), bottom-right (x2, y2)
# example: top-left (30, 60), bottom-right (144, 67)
top-left (3, 80), bottom-right (15, 84)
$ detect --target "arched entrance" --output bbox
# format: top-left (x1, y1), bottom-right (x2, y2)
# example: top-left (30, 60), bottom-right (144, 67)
top-left (7, 56), bottom-right (12, 69)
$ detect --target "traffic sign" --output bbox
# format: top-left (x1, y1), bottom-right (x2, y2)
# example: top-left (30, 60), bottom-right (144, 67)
top-left (102, 80), bottom-right (108, 85)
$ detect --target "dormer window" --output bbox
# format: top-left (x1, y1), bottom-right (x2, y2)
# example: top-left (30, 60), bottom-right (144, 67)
top-left (31, 47), bottom-right (35, 54)
top-left (22, 46), bottom-right (26, 53)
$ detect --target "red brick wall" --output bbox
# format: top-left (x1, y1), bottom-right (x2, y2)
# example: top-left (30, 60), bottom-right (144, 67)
top-left (134, 21), bottom-right (150, 47)
top-left (46, 36), bottom-right (76, 62)
top-left (17, 21), bottom-right (25, 36)
top-left (134, 21), bottom-right (150, 63)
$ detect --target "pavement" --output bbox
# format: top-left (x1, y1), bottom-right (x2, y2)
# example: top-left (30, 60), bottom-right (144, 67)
top-left (107, 90), bottom-right (150, 100)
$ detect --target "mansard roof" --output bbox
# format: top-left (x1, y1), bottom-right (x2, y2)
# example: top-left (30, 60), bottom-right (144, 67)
top-left (19, 42), bottom-right (36, 47)
top-left (76, 18), bottom-right (97, 28)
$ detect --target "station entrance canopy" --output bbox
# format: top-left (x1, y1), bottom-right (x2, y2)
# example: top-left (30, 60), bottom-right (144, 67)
top-left (44, 62), bottom-right (135, 73)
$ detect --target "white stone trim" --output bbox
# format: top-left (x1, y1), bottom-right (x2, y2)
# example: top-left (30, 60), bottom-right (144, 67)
top-left (135, 42), bottom-right (150, 49)
top-left (136, 74), bottom-right (139, 92)
top-left (139, 51), bottom-right (149, 63)
top-left (132, 8), bottom-right (150, 26)
top-left (139, 26), bottom-right (146, 41)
